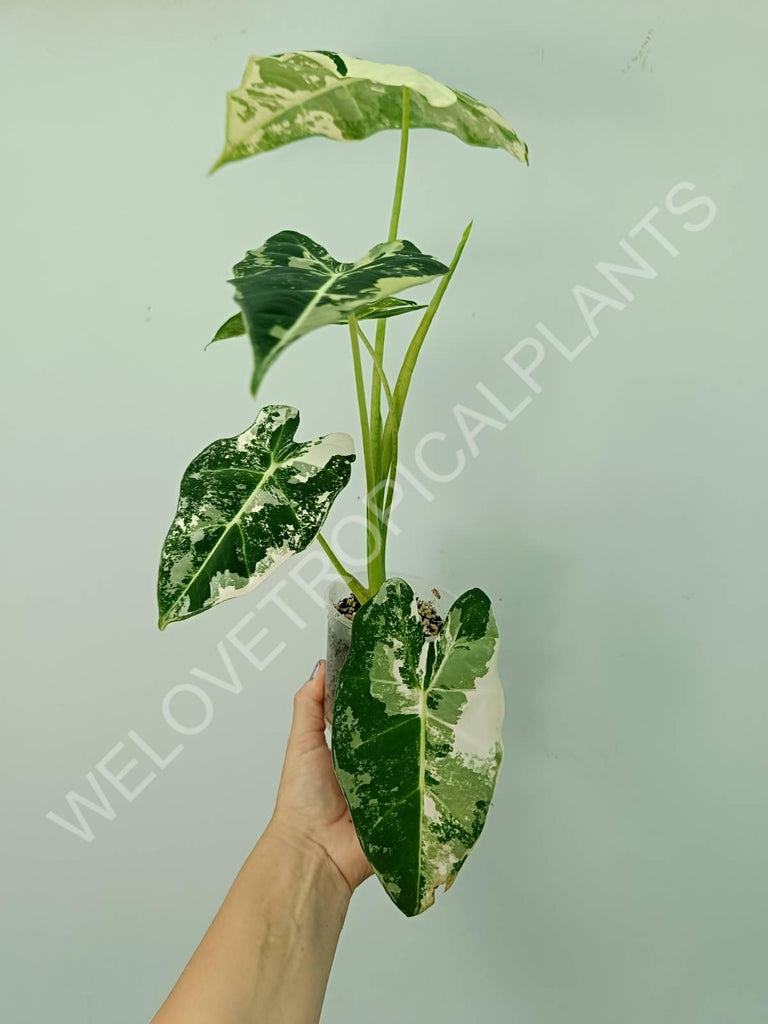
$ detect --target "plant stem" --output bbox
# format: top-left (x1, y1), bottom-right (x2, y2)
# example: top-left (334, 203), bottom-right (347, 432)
top-left (350, 314), bottom-right (382, 592)
top-left (369, 86), bottom-right (410, 526)
top-left (349, 316), bottom-right (374, 501)
top-left (317, 533), bottom-right (369, 604)
top-left (358, 326), bottom-right (396, 430)
top-left (386, 85), bottom-right (411, 243)
top-left (379, 221), bottom-right (473, 479)
top-left (358, 324), bottom-right (399, 562)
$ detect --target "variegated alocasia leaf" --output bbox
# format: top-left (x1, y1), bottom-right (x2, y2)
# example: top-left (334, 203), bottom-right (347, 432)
top-left (228, 230), bottom-right (448, 395)
top-left (208, 296), bottom-right (427, 348)
top-left (332, 578), bottom-right (504, 917)
top-left (211, 51), bottom-right (528, 171)
top-left (157, 405), bottom-right (353, 629)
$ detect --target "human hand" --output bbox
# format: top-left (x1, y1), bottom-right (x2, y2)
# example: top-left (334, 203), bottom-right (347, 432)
top-left (152, 661), bottom-right (369, 1024)
top-left (267, 660), bottom-right (373, 894)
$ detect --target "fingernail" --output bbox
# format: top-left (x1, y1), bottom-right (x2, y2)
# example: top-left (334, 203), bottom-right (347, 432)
top-left (310, 659), bottom-right (322, 678)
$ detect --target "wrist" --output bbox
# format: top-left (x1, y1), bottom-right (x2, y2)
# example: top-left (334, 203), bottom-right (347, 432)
top-left (262, 818), bottom-right (353, 909)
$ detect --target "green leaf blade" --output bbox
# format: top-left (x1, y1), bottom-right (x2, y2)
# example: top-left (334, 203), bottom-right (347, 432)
top-left (207, 297), bottom-right (426, 352)
top-left (228, 231), bottom-right (447, 395)
top-left (209, 312), bottom-right (246, 344)
top-left (332, 578), bottom-right (504, 916)
top-left (212, 51), bottom-right (528, 171)
top-left (353, 296), bottom-right (428, 321)
top-left (157, 405), bottom-right (354, 628)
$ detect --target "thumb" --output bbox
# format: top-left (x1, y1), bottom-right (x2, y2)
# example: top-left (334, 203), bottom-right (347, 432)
top-left (289, 660), bottom-right (327, 741)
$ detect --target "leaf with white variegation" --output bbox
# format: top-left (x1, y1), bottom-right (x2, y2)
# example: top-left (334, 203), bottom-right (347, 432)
top-left (207, 296), bottom-right (427, 349)
top-left (212, 51), bottom-right (528, 171)
top-left (228, 230), bottom-right (448, 395)
top-left (332, 578), bottom-right (504, 917)
top-left (157, 405), bottom-right (354, 628)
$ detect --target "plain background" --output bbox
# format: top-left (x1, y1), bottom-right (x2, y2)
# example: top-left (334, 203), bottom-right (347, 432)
top-left (2, 1), bottom-right (766, 1021)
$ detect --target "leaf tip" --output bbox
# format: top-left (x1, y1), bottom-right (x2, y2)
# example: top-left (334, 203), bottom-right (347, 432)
top-left (208, 149), bottom-right (229, 175)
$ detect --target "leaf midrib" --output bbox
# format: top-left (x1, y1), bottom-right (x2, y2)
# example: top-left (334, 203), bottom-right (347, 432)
top-left (273, 264), bottom-right (344, 354)
top-left (164, 459), bottom-right (281, 623)
top-left (242, 242), bottom-right (422, 370)
top-left (414, 626), bottom-right (464, 911)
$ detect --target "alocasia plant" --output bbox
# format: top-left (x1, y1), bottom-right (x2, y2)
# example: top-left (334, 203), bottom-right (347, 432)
top-left (157, 50), bottom-right (528, 916)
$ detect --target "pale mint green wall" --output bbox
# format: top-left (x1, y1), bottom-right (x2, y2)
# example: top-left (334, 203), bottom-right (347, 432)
top-left (2, 1), bottom-right (766, 1021)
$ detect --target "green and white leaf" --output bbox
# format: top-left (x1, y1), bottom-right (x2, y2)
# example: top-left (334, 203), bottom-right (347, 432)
top-left (212, 50), bottom-right (528, 170)
top-left (229, 230), bottom-right (448, 395)
top-left (208, 296), bottom-right (426, 348)
top-left (332, 578), bottom-right (504, 917)
top-left (157, 405), bottom-right (354, 628)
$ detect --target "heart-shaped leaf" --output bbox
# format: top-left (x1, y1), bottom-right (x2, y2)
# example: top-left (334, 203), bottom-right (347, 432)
top-left (332, 578), bottom-right (504, 916)
top-left (229, 230), bottom-right (448, 395)
top-left (208, 296), bottom-right (427, 349)
top-left (157, 405), bottom-right (354, 628)
top-left (212, 51), bottom-right (528, 171)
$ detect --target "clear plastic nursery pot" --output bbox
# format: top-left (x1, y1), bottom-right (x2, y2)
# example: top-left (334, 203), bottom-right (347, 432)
top-left (324, 574), bottom-right (457, 723)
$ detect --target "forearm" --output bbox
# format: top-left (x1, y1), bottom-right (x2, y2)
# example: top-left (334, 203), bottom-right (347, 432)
top-left (153, 823), bottom-right (351, 1024)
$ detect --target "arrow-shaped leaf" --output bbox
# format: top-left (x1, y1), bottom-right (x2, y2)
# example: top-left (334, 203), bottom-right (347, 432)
top-left (157, 405), bottom-right (354, 628)
top-left (207, 296), bottom-right (427, 349)
top-left (332, 578), bottom-right (504, 917)
top-left (212, 51), bottom-right (528, 171)
top-left (229, 230), bottom-right (448, 395)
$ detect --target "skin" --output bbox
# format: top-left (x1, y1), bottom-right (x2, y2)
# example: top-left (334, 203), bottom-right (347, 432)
top-left (151, 660), bottom-right (372, 1024)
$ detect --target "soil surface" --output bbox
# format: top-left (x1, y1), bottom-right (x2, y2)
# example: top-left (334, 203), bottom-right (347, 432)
top-left (336, 593), bottom-right (443, 638)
